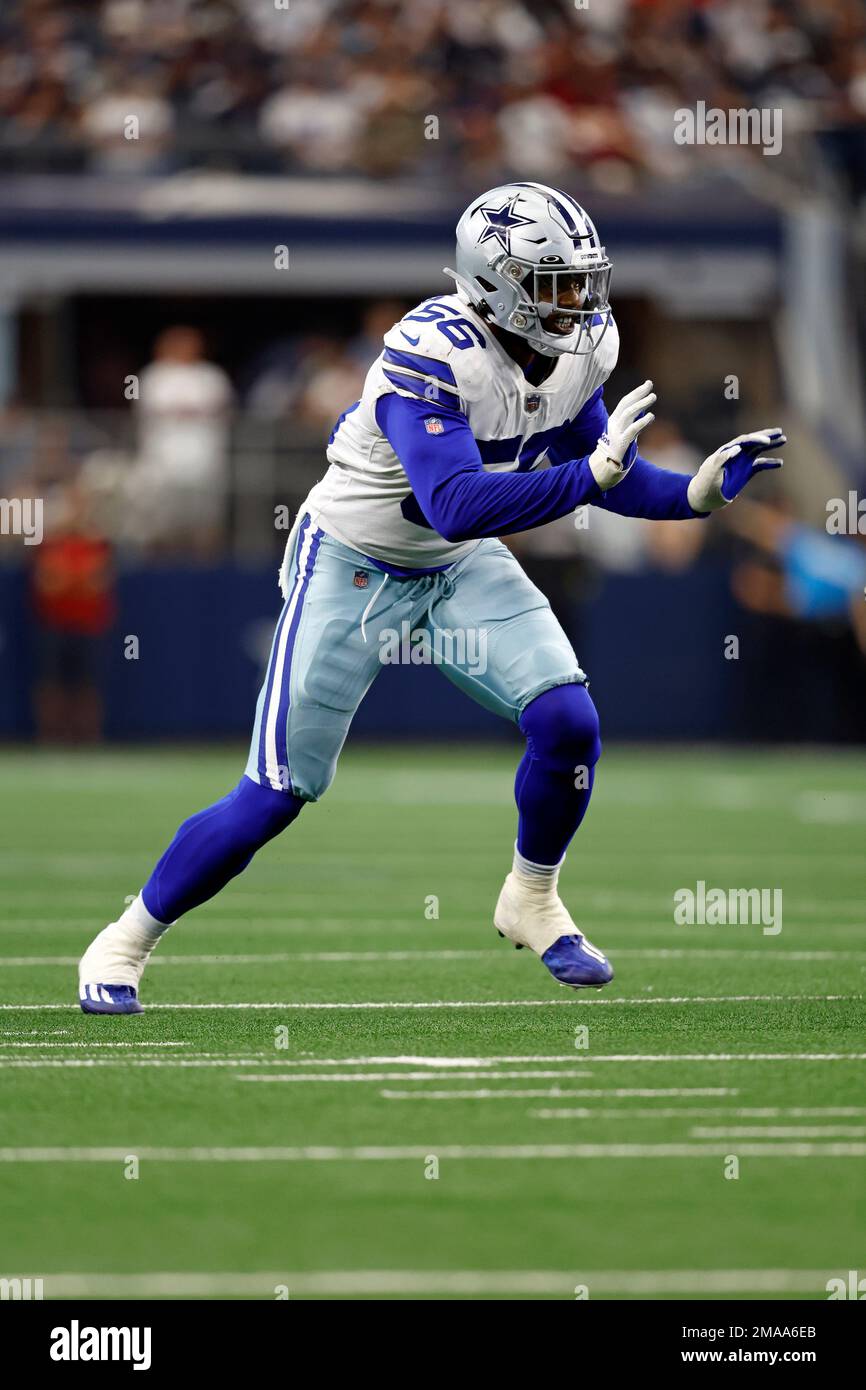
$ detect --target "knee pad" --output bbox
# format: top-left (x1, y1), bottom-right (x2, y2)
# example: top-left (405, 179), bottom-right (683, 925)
top-left (519, 682), bottom-right (602, 772)
top-left (284, 748), bottom-right (338, 804)
top-left (229, 775), bottom-right (305, 849)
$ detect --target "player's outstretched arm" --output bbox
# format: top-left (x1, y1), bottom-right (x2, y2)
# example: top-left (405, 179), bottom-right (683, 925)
top-left (558, 379), bottom-right (705, 521)
top-left (588, 404), bottom-right (785, 522)
top-left (378, 392), bottom-right (613, 542)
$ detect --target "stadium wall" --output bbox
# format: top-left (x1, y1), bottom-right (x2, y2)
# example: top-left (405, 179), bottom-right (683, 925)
top-left (4, 560), bottom-right (862, 744)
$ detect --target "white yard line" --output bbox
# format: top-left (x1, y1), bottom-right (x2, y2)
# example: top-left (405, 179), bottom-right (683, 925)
top-left (0, 994), bottom-right (856, 1012)
top-left (532, 1108), bottom-right (866, 1121)
top-left (251, 1054), bottom-right (586, 1066)
top-left (3, 948), bottom-right (862, 964)
top-left (0, 1060), bottom-right (342, 1070)
top-left (0, 1058), bottom-right (320, 1070)
top-left (690, 1125), bottom-right (866, 1139)
top-left (236, 1070), bottom-right (604, 1082)
top-left (797, 791), bottom-right (866, 822)
top-left (611, 948), bottom-right (866, 961)
top-left (26, 1268), bottom-right (836, 1298)
top-left (383, 1089), bottom-right (739, 1100)
top-left (0, 951), bottom-right (498, 967)
top-left (0, 1040), bottom-right (189, 1049)
top-left (0, 1061), bottom-right (587, 1076)
top-left (574, 995), bottom-right (857, 1005)
top-left (0, 1041), bottom-right (862, 1074)
top-left (516, 1052), bottom-right (866, 1062)
top-left (1, 1142), bottom-right (864, 1162)
top-left (0, 1053), bottom-right (588, 1068)
top-left (0, 1000), bottom-right (579, 1011)
top-left (0, 1028), bottom-right (71, 1035)
top-left (0, 1062), bottom-right (598, 1077)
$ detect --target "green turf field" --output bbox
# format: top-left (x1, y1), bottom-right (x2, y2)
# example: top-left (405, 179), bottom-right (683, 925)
top-left (0, 743), bottom-right (864, 1300)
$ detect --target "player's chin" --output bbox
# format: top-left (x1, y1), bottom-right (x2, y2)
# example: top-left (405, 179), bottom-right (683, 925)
top-left (540, 320), bottom-right (579, 353)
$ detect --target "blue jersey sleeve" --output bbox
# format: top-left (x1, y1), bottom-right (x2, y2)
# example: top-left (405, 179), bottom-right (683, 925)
top-left (546, 386), bottom-right (608, 466)
top-left (376, 392), bottom-right (603, 542)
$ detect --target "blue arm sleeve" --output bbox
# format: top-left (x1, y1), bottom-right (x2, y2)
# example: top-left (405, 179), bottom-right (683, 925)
top-left (596, 455), bottom-right (703, 520)
top-left (376, 392), bottom-right (603, 542)
top-left (551, 387), bottom-right (705, 520)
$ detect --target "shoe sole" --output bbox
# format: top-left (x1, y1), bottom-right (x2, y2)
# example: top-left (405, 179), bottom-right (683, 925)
top-left (496, 929), bottom-right (524, 950)
top-left (80, 1001), bottom-right (144, 1015)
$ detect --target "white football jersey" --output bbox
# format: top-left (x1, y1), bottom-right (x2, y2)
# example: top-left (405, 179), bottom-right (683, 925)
top-left (294, 293), bottom-right (619, 572)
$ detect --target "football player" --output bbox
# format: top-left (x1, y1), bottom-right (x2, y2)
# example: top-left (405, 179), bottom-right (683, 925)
top-left (78, 181), bottom-right (785, 1012)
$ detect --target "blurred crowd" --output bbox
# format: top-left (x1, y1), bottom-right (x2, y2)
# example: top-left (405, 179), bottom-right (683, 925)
top-left (1, 0), bottom-right (864, 196)
top-left (0, 305), bottom-right (408, 557)
top-left (3, 301), bottom-right (864, 623)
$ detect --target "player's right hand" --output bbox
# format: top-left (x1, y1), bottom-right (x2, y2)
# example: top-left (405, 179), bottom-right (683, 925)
top-left (588, 379), bottom-right (656, 491)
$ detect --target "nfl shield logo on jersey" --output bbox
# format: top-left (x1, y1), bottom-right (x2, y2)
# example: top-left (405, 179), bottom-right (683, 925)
top-left (424, 416), bottom-right (445, 435)
top-left (525, 394), bottom-right (541, 414)
top-left (353, 569), bottom-right (369, 588)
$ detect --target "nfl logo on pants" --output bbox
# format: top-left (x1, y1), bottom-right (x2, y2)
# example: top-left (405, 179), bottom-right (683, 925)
top-left (424, 416), bottom-right (444, 435)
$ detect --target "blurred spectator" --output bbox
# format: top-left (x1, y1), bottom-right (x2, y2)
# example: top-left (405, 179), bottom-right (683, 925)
top-left (725, 494), bottom-right (866, 656)
top-left (642, 420), bottom-right (708, 573)
top-left (0, 404), bottom-right (40, 494)
top-left (133, 326), bottom-right (233, 556)
top-left (243, 337), bottom-right (309, 421)
top-left (78, 71), bottom-right (174, 175)
top-left (0, 0), bottom-right (862, 196)
top-left (574, 419), bottom-right (706, 574)
top-left (295, 342), bottom-right (365, 430)
top-left (498, 82), bottom-right (575, 179)
top-left (346, 300), bottom-right (406, 370)
top-left (723, 492), bottom-right (866, 741)
top-left (29, 477), bottom-right (116, 742)
top-left (243, 300), bottom-right (406, 429)
top-left (258, 71), bottom-right (364, 173)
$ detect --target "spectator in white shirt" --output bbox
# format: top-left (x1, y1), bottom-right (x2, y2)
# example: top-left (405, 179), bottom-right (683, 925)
top-left (133, 327), bottom-right (233, 556)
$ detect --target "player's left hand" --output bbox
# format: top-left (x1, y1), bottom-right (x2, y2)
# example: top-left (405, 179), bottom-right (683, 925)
top-left (687, 428), bottom-right (786, 513)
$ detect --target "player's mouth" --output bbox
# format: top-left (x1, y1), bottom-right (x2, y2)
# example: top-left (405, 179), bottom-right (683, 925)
top-left (547, 313), bottom-right (576, 335)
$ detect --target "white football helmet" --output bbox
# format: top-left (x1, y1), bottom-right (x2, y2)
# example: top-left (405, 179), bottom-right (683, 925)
top-left (444, 181), bottom-right (612, 358)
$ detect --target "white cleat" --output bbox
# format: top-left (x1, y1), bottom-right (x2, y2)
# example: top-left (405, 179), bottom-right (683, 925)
top-left (494, 870), bottom-right (614, 990)
top-left (77, 896), bottom-right (167, 1015)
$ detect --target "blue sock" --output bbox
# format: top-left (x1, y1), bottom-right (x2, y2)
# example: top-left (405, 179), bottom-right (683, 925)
top-left (141, 775), bottom-right (304, 923)
top-left (515, 682), bottom-right (601, 866)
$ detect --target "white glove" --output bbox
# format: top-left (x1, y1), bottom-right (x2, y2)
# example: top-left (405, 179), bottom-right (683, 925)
top-left (687, 428), bottom-right (786, 513)
top-left (588, 380), bottom-right (656, 491)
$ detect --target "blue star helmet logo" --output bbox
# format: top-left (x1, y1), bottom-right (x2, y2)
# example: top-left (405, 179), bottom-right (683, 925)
top-left (475, 195), bottom-right (535, 255)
